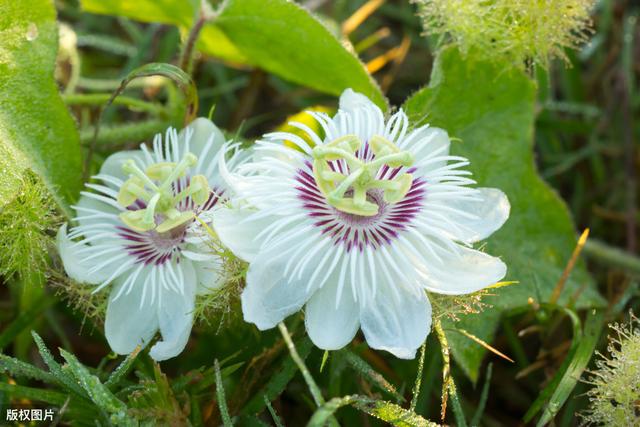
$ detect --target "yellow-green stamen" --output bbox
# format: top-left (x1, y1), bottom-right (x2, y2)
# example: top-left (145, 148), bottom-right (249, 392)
top-left (312, 134), bottom-right (414, 217)
top-left (116, 153), bottom-right (210, 233)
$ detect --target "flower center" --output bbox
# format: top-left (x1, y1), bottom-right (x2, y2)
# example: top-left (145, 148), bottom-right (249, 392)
top-left (116, 153), bottom-right (210, 233)
top-left (312, 134), bottom-right (414, 217)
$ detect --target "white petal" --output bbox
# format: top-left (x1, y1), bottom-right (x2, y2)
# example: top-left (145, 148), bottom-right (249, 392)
top-left (150, 260), bottom-right (197, 361)
top-left (419, 244), bottom-right (507, 295)
top-left (105, 268), bottom-right (159, 355)
top-left (72, 194), bottom-right (120, 246)
top-left (99, 150), bottom-right (147, 183)
top-left (305, 278), bottom-right (359, 351)
top-left (56, 224), bottom-right (112, 285)
top-left (241, 247), bottom-right (321, 330)
top-left (339, 88), bottom-right (378, 113)
top-left (449, 188), bottom-right (510, 243)
top-left (213, 206), bottom-right (272, 262)
top-left (404, 126), bottom-right (450, 172)
top-left (360, 283), bottom-right (431, 359)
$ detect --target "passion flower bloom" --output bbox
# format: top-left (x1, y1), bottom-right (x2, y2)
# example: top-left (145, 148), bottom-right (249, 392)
top-left (214, 89), bottom-right (510, 358)
top-left (57, 118), bottom-right (240, 361)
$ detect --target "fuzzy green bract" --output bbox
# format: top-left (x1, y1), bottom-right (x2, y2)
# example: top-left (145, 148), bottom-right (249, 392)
top-left (80, 0), bottom-right (386, 108)
top-left (0, 0), bottom-right (82, 212)
top-left (404, 47), bottom-right (605, 380)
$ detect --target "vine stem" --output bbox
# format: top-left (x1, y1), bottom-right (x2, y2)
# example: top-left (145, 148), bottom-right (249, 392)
top-left (277, 322), bottom-right (325, 406)
top-left (179, 0), bottom-right (217, 74)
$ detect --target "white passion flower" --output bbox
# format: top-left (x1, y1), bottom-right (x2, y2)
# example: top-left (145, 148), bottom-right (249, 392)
top-left (57, 118), bottom-right (243, 361)
top-left (214, 89), bottom-right (510, 359)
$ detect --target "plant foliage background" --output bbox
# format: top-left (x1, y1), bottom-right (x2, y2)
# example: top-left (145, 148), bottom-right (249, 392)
top-left (0, 0), bottom-right (638, 425)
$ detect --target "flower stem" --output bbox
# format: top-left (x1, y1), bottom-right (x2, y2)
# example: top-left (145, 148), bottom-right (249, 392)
top-left (179, 0), bottom-right (216, 74)
top-left (277, 322), bottom-right (325, 406)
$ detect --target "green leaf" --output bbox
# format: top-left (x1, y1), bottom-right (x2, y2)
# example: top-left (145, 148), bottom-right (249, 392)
top-left (80, 0), bottom-right (246, 63)
top-left (0, 295), bottom-right (53, 351)
top-left (0, 0), bottom-right (83, 213)
top-left (308, 395), bottom-right (441, 427)
top-left (533, 309), bottom-right (604, 426)
top-left (342, 350), bottom-right (404, 402)
top-left (0, 354), bottom-right (59, 385)
top-left (215, 0), bottom-right (385, 107)
top-left (31, 331), bottom-right (85, 397)
top-left (353, 398), bottom-right (441, 427)
top-left (0, 381), bottom-right (70, 406)
top-left (79, 0), bottom-right (385, 107)
top-left (403, 47), bottom-right (605, 381)
top-left (59, 349), bottom-right (132, 426)
top-left (242, 337), bottom-right (313, 415)
top-left (214, 359), bottom-right (233, 427)
top-left (105, 348), bottom-right (141, 390)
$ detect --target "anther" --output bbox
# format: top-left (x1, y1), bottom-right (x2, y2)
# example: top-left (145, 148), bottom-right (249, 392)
top-left (312, 134), bottom-right (414, 216)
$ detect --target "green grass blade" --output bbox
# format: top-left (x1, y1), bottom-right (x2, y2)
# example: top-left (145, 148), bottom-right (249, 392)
top-left (31, 331), bottom-right (85, 396)
top-left (307, 395), bottom-right (358, 427)
top-left (410, 342), bottom-right (428, 411)
top-left (353, 397), bottom-right (441, 427)
top-left (0, 381), bottom-right (71, 406)
top-left (343, 349), bottom-right (404, 403)
top-left (470, 363), bottom-right (493, 426)
top-left (524, 305), bottom-right (583, 422)
top-left (264, 395), bottom-right (285, 427)
top-left (0, 296), bottom-right (53, 351)
top-left (241, 337), bottom-right (313, 414)
top-left (59, 348), bottom-right (132, 426)
top-left (536, 310), bottom-right (605, 426)
top-left (105, 347), bottom-right (141, 390)
top-left (0, 354), bottom-right (59, 384)
top-left (215, 359), bottom-right (233, 427)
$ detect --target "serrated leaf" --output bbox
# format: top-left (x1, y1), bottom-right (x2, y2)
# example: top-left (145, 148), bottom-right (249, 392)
top-left (403, 47), bottom-right (605, 381)
top-left (79, 0), bottom-right (385, 107)
top-left (0, 0), bottom-right (83, 213)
